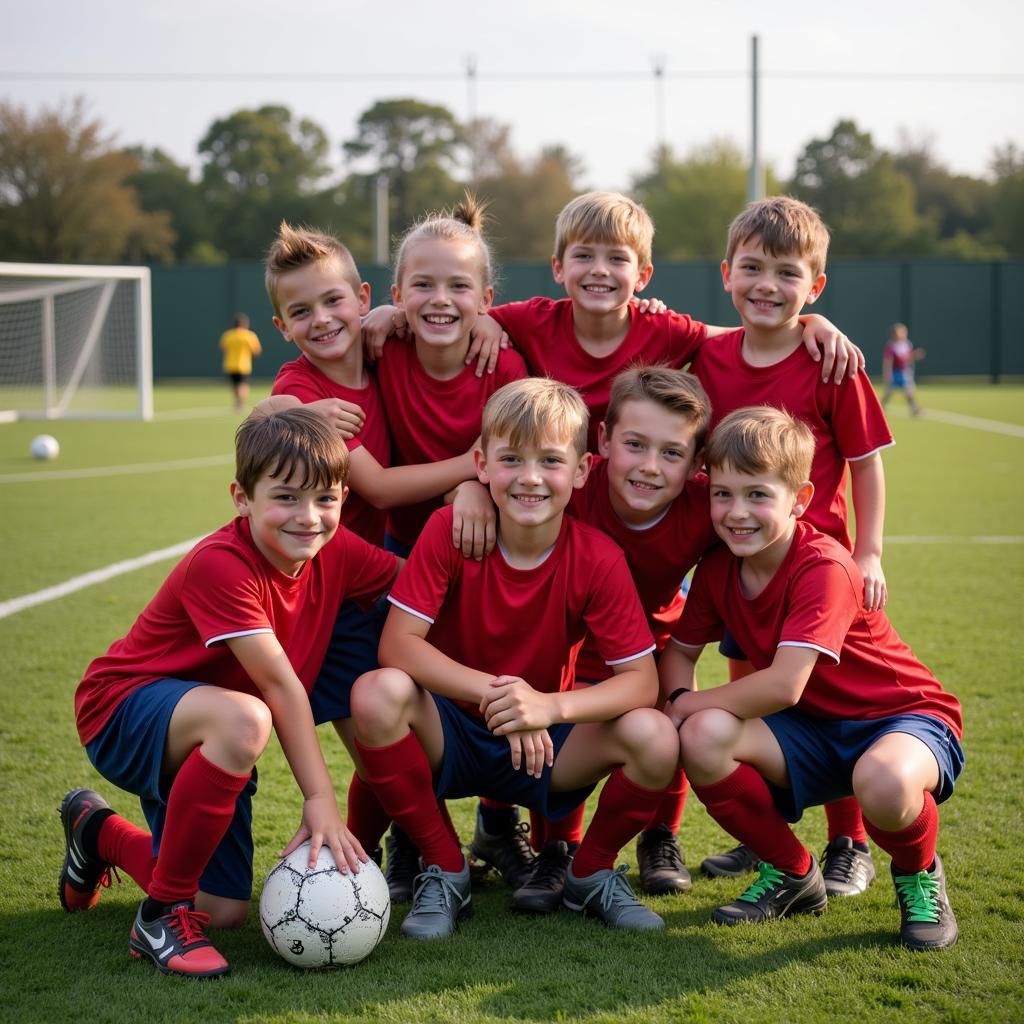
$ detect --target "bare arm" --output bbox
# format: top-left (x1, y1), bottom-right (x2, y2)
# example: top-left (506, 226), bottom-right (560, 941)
top-left (849, 452), bottom-right (888, 610)
top-left (225, 633), bottom-right (365, 872)
top-left (347, 445), bottom-right (476, 510)
top-left (253, 394), bottom-right (366, 440)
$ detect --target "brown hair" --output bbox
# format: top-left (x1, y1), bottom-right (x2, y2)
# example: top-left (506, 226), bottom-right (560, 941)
top-left (234, 407), bottom-right (349, 496)
top-left (481, 377), bottom-right (589, 458)
top-left (265, 222), bottom-right (363, 318)
top-left (605, 365), bottom-right (712, 449)
top-left (725, 196), bottom-right (830, 278)
top-left (554, 191), bottom-right (654, 270)
top-left (705, 406), bottom-right (815, 493)
top-left (393, 192), bottom-right (495, 292)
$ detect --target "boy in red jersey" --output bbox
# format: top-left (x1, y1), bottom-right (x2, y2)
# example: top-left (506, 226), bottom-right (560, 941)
top-left (691, 196), bottom-right (894, 893)
top-left (661, 407), bottom-right (963, 951)
top-left (350, 378), bottom-right (680, 939)
top-left (509, 366), bottom-right (716, 912)
top-left (60, 408), bottom-right (399, 977)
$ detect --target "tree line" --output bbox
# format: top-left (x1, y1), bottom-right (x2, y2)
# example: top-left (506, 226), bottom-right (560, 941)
top-left (1, 97), bottom-right (1022, 267)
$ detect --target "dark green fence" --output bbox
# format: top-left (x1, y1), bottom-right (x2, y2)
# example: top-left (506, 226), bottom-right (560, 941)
top-left (151, 261), bottom-right (1023, 382)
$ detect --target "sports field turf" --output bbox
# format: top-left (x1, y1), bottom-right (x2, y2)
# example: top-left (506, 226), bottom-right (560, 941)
top-left (1, 381), bottom-right (1021, 1024)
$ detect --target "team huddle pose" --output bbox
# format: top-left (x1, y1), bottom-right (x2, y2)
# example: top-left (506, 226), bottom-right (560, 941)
top-left (58, 190), bottom-right (963, 978)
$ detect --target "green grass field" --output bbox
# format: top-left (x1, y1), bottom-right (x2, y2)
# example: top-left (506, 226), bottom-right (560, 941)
top-left (1, 381), bottom-right (1022, 1024)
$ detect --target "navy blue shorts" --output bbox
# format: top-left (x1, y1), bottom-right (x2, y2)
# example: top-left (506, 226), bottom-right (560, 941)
top-left (432, 696), bottom-right (594, 821)
top-left (85, 679), bottom-right (259, 901)
top-left (718, 628), bottom-right (747, 661)
top-left (309, 598), bottom-right (388, 724)
top-left (384, 534), bottom-right (413, 559)
top-left (763, 708), bottom-right (964, 823)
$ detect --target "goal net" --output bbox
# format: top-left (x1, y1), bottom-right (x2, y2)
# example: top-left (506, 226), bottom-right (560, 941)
top-left (0, 263), bottom-right (153, 421)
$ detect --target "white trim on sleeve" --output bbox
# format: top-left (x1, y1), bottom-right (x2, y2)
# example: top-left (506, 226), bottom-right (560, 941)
top-left (605, 643), bottom-right (657, 666)
top-left (670, 637), bottom-right (707, 649)
top-left (847, 440), bottom-right (896, 462)
top-left (205, 627), bottom-right (274, 647)
top-left (387, 595), bottom-right (435, 625)
top-left (777, 640), bottom-right (840, 664)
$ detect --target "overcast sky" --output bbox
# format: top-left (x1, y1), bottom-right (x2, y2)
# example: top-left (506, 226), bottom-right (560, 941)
top-left (3, 0), bottom-right (1021, 190)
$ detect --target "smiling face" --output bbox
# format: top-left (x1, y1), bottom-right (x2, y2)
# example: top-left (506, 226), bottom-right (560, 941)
top-left (392, 237), bottom-right (492, 356)
top-left (475, 433), bottom-right (591, 538)
top-left (721, 237), bottom-right (826, 334)
top-left (231, 470), bottom-right (346, 577)
top-left (273, 260), bottom-right (370, 369)
top-left (708, 462), bottom-right (812, 567)
top-left (598, 398), bottom-right (703, 525)
top-left (552, 238), bottom-right (653, 316)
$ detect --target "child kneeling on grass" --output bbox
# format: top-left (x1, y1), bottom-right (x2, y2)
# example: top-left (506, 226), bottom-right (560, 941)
top-left (660, 405), bottom-right (963, 951)
top-left (351, 377), bottom-right (680, 939)
top-left (60, 407), bottom-right (399, 978)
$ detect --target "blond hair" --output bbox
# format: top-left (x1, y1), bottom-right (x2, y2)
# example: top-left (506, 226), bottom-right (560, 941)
top-left (554, 191), bottom-right (654, 270)
top-left (235, 406), bottom-right (349, 496)
top-left (605, 365), bottom-right (712, 449)
top-left (481, 378), bottom-right (589, 458)
top-left (725, 196), bottom-right (830, 278)
top-left (265, 222), bottom-right (362, 318)
top-left (393, 192), bottom-right (495, 292)
top-left (705, 406), bottom-right (815, 493)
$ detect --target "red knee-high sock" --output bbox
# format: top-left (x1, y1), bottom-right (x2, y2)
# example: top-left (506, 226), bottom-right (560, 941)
top-left (692, 763), bottom-right (811, 876)
top-left (544, 802), bottom-right (585, 848)
top-left (824, 795), bottom-right (868, 844)
top-left (97, 815), bottom-right (155, 893)
top-left (645, 767), bottom-right (689, 834)
top-left (864, 791), bottom-right (938, 874)
top-left (355, 732), bottom-right (462, 872)
top-left (147, 747), bottom-right (252, 905)
top-left (438, 800), bottom-right (459, 847)
top-left (346, 773), bottom-right (392, 852)
top-left (528, 809), bottom-right (547, 852)
top-left (481, 797), bottom-right (513, 809)
top-left (572, 768), bottom-right (665, 878)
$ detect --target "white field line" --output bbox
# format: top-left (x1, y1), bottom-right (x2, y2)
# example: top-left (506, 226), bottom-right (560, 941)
top-left (0, 536), bottom-right (205, 621)
top-left (909, 408), bottom-right (1024, 438)
top-left (886, 535), bottom-right (1023, 544)
top-left (155, 407), bottom-right (238, 422)
top-left (0, 453), bottom-right (232, 484)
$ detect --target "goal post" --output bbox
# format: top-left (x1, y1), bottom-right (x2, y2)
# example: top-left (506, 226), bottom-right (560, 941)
top-left (0, 262), bottom-right (153, 421)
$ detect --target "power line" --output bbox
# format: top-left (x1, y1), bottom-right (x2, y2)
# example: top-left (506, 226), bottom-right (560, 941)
top-left (1, 70), bottom-right (1021, 84)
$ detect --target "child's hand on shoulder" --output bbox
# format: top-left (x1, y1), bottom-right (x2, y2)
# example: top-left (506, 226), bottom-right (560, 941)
top-left (451, 480), bottom-right (497, 560)
top-left (632, 296), bottom-right (667, 315)
top-left (306, 397), bottom-right (366, 440)
top-left (799, 315), bottom-right (866, 384)
top-left (855, 553), bottom-right (888, 611)
top-left (464, 313), bottom-right (509, 377)
top-left (361, 305), bottom-right (407, 362)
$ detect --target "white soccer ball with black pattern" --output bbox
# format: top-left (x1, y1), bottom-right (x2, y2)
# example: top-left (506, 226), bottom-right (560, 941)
top-left (259, 840), bottom-right (390, 968)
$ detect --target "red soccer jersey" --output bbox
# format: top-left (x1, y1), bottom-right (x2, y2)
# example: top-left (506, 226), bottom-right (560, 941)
top-left (690, 329), bottom-right (894, 549)
top-left (672, 520), bottom-right (962, 736)
top-left (387, 506), bottom-right (655, 717)
top-left (568, 456), bottom-right (718, 680)
top-left (271, 356), bottom-right (391, 546)
top-left (490, 297), bottom-right (707, 451)
top-left (375, 340), bottom-right (528, 546)
top-left (75, 518), bottom-right (399, 744)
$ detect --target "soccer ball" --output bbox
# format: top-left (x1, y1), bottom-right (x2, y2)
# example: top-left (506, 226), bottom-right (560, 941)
top-left (259, 841), bottom-right (390, 968)
top-left (30, 434), bottom-right (59, 460)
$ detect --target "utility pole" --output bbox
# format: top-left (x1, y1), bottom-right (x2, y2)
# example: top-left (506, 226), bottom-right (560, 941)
top-left (748, 34), bottom-right (765, 202)
top-left (652, 55), bottom-right (667, 153)
top-left (374, 173), bottom-right (389, 266)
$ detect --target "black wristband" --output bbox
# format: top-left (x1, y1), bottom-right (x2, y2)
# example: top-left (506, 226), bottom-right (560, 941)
top-left (667, 687), bottom-right (690, 703)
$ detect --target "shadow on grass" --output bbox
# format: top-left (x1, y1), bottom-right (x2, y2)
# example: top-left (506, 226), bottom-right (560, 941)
top-left (1, 880), bottom-right (899, 1024)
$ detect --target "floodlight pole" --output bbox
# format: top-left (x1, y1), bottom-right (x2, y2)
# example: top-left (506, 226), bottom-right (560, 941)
top-left (374, 174), bottom-right (389, 266)
top-left (653, 55), bottom-right (666, 151)
top-left (748, 34), bottom-right (765, 202)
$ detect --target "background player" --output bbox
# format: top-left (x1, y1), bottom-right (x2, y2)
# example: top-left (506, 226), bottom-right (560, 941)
top-left (219, 312), bottom-right (262, 411)
top-left (881, 322), bottom-right (926, 416)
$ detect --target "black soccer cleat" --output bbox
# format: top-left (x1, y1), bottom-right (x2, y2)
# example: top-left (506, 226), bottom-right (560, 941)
top-left (129, 900), bottom-right (230, 977)
top-left (468, 806), bottom-right (536, 889)
top-left (892, 854), bottom-right (958, 951)
top-left (821, 836), bottom-right (876, 897)
top-left (636, 825), bottom-right (692, 895)
top-left (58, 787), bottom-right (115, 912)
top-left (384, 825), bottom-right (419, 903)
top-left (700, 842), bottom-right (760, 879)
top-left (712, 857), bottom-right (828, 926)
top-left (511, 840), bottom-right (573, 914)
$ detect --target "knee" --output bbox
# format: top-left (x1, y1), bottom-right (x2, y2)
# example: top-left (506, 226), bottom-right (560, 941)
top-left (350, 668), bottom-right (416, 734)
top-left (679, 708), bottom-right (740, 772)
top-left (220, 695), bottom-right (272, 765)
top-left (616, 708), bottom-right (680, 770)
top-left (852, 753), bottom-right (918, 813)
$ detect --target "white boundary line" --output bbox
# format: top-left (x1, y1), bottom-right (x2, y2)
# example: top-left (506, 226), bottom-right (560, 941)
top-left (0, 453), bottom-right (232, 484)
top-left (907, 408), bottom-right (1024, 438)
top-left (0, 536), bottom-right (205, 621)
top-left (886, 535), bottom-right (1023, 544)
